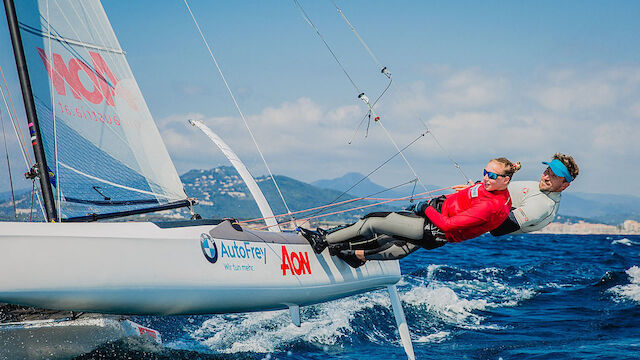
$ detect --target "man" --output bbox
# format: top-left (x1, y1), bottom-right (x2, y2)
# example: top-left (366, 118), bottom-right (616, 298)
top-left (490, 153), bottom-right (579, 236)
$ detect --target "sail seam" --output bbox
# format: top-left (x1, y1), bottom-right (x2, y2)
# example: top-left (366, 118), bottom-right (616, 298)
top-left (58, 162), bottom-right (180, 200)
top-left (18, 22), bottom-right (125, 55)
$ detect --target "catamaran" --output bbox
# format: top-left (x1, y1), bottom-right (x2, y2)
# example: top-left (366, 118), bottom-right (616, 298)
top-left (0, 0), bottom-right (415, 358)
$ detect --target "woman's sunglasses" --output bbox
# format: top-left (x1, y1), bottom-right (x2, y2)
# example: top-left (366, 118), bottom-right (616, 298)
top-left (483, 169), bottom-right (508, 180)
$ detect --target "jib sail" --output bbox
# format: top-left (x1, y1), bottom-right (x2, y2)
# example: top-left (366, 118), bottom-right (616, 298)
top-left (12, 0), bottom-right (188, 220)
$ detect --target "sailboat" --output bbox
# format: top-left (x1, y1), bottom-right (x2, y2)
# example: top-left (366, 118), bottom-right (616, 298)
top-left (0, 0), bottom-right (414, 358)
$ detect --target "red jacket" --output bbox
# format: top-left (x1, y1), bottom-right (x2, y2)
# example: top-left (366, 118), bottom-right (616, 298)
top-left (424, 183), bottom-right (511, 243)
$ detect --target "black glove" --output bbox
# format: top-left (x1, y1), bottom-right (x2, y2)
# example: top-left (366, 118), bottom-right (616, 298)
top-left (412, 200), bottom-right (429, 216)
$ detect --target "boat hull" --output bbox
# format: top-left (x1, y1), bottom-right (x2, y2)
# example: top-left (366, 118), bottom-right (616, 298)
top-left (0, 221), bottom-right (400, 315)
top-left (0, 316), bottom-right (160, 360)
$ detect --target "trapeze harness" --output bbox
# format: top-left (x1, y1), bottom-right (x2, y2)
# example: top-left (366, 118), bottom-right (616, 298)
top-left (490, 181), bottom-right (561, 236)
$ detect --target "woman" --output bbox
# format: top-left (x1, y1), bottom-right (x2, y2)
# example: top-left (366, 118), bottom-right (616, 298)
top-left (300, 157), bottom-right (520, 268)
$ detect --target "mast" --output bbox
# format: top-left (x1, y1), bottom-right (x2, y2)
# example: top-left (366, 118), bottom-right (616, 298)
top-left (3, 0), bottom-right (58, 221)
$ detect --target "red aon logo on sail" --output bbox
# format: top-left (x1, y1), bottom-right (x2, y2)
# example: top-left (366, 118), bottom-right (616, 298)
top-left (280, 246), bottom-right (311, 276)
top-left (37, 48), bottom-right (138, 110)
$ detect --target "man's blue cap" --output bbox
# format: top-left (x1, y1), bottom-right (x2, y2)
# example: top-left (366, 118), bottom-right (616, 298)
top-left (542, 159), bottom-right (573, 182)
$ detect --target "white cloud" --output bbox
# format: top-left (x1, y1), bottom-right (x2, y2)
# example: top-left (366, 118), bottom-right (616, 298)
top-left (155, 64), bottom-right (640, 195)
top-left (531, 66), bottom-right (640, 113)
top-left (630, 102), bottom-right (640, 118)
top-left (437, 69), bottom-right (510, 108)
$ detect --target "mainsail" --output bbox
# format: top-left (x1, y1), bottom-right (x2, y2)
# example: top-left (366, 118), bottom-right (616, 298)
top-left (12, 0), bottom-right (188, 220)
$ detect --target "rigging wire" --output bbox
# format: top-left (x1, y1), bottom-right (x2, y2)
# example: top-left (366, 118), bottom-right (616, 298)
top-left (240, 185), bottom-right (447, 226)
top-left (0, 105), bottom-right (17, 219)
top-left (330, 0), bottom-right (383, 70)
top-left (348, 75), bottom-right (392, 143)
top-left (29, 178), bottom-right (35, 222)
top-left (330, 0), bottom-right (473, 184)
top-left (0, 67), bottom-right (47, 219)
top-left (293, 0), bottom-right (361, 94)
top-left (183, 0), bottom-right (296, 226)
top-left (308, 131), bottom-right (427, 220)
top-left (292, 0), bottom-right (429, 193)
top-left (0, 65), bottom-right (31, 164)
top-left (250, 186), bottom-right (453, 231)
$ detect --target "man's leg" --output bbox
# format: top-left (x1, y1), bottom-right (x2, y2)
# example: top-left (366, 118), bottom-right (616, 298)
top-left (336, 233), bottom-right (447, 268)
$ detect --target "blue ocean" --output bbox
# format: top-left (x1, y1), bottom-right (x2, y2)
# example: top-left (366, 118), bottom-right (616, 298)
top-left (79, 234), bottom-right (640, 359)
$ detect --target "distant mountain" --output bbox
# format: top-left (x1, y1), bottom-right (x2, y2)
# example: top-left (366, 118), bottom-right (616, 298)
top-left (181, 167), bottom-right (394, 224)
top-left (311, 172), bottom-right (444, 199)
top-left (558, 192), bottom-right (640, 225)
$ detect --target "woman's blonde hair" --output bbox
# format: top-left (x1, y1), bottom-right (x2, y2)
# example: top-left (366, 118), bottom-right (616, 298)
top-left (491, 157), bottom-right (521, 178)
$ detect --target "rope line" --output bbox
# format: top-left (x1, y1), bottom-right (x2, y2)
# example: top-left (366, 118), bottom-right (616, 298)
top-left (239, 178), bottom-right (434, 225)
top-left (309, 131), bottom-right (426, 221)
top-left (0, 67), bottom-right (46, 219)
top-left (0, 65), bottom-right (31, 164)
top-left (330, 0), bottom-right (383, 70)
top-left (329, 1), bottom-right (472, 184)
top-left (0, 104), bottom-right (17, 219)
top-left (294, 0), bottom-right (429, 194)
top-left (184, 0), bottom-right (296, 225)
top-left (250, 186), bottom-right (452, 230)
top-left (293, 0), bottom-right (361, 93)
top-left (348, 75), bottom-right (392, 143)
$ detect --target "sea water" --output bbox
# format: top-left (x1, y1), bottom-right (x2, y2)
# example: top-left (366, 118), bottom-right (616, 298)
top-left (78, 234), bottom-right (640, 359)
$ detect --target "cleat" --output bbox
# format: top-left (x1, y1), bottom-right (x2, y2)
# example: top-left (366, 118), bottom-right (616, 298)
top-left (336, 250), bottom-right (366, 269)
top-left (298, 227), bottom-right (328, 254)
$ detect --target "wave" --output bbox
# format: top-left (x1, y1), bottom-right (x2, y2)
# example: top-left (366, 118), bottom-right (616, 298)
top-left (402, 264), bottom-right (536, 329)
top-left (414, 331), bottom-right (450, 343)
top-left (611, 238), bottom-right (638, 246)
top-left (173, 263), bottom-right (538, 355)
top-left (177, 289), bottom-right (395, 354)
top-left (608, 266), bottom-right (640, 303)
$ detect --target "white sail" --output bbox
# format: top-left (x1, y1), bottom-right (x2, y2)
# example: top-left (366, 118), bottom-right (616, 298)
top-left (14, 0), bottom-right (187, 219)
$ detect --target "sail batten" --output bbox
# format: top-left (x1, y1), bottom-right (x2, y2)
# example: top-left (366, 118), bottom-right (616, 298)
top-left (19, 22), bottom-right (126, 54)
top-left (13, 0), bottom-right (189, 220)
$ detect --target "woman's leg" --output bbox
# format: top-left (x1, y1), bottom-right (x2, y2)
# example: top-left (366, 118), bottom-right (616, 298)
top-left (325, 212), bottom-right (425, 245)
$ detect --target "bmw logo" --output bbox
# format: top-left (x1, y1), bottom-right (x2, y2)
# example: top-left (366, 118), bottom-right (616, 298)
top-left (200, 233), bottom-right (218, 263)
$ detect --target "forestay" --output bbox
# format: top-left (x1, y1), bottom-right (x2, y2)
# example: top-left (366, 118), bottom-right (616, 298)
top-left (13, 0), bottom-right (187, 220)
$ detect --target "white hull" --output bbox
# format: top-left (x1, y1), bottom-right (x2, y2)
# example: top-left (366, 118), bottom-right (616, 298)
top-left (0, 221), bottom-right (400, 315)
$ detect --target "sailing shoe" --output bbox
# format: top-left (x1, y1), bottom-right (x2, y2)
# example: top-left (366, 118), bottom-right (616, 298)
top-left (316, 227), bottom-right (329, 237)
top-left (298, 227), bottom-right (328, 254)
top-left (328, 242), bottom-right (350, 256)
top-left (336, 250), bottom-right (366, 269)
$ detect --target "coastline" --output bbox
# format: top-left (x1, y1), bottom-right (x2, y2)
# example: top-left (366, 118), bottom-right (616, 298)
top-left (533, 220), bottom-right (640, 235)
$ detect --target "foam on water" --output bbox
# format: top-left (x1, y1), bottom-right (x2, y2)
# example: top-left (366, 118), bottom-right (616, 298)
top-left (609, 266), bottom-right (640, 303)
top-left (167, 262), bottom-right (538, 354)
top-left (414, 331), bottom-right (450, 343)
top-left (611, 238), bottom-right (637, 246)
top-left (181, 290), bottom-right (392, 353)
top-left (401, 265), bottom-right (536, 329)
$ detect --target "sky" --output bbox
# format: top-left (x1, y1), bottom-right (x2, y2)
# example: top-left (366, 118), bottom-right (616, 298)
top-left (1, 0), bottom-right (640, 198)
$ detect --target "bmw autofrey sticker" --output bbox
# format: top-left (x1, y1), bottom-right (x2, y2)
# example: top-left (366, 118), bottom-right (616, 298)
top-left (200, 233), bottom-right (218, 263)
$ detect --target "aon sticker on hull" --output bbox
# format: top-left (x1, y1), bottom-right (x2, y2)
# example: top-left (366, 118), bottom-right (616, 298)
top-left (280, 246), bottom-right (311, 276)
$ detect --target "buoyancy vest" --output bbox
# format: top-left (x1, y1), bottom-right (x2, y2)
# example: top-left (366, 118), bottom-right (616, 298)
top-left (424, 183), bottom-right (511, 243)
